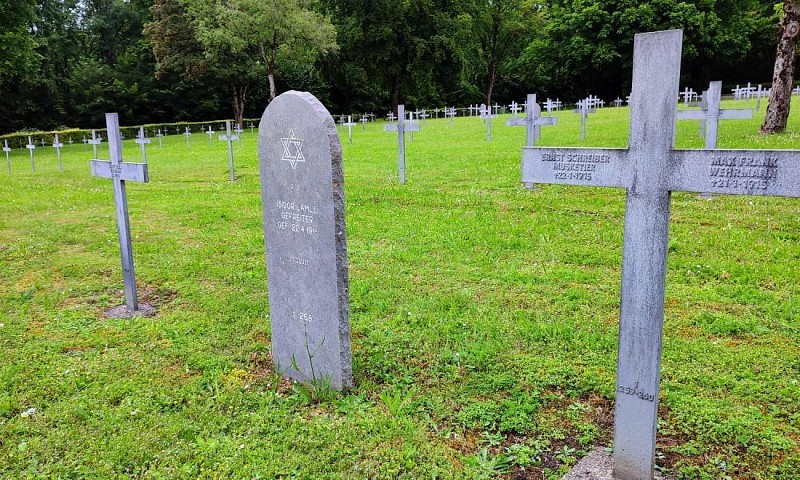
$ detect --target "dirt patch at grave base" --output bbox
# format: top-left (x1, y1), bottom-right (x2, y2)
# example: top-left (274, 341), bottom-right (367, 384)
top-left (105, 302), bottom-right (157, 319)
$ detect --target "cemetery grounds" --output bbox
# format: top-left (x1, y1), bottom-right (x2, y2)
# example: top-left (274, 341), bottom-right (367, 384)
top-left (0, 99), bottom-right (798, 479)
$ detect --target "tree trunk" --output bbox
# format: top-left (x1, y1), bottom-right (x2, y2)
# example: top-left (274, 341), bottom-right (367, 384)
top-left (232, 84), bottom-right (246, 127)
top-left (761, 0), bottom-right (800, 134)
top-left (389, 74), bottom-right (400, 114)
top-left (485, 60), bottom-right (496, 107)
top-left (267, 72), bottom-right (276, 103)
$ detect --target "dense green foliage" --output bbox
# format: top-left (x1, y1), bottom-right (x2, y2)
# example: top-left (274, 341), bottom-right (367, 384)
top-left (1, 102), bottom-right (798, 478)
top-left (0, 0), bottom-right (784, 134)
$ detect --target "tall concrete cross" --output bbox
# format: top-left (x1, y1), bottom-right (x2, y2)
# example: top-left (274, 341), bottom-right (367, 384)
top-left (184, 126), bottom-right (192, 145)
top-left (135, 126), bottom-right (151, 163)
top-left (755, 84), bottom-right (764, 112)
top-left (234, 123), bottom-right (244, 143)
top-left (82, 135), bottom-right (88, 150)
top-left (68, 137), bottom-right (74, 149)
top-left (90, 113), bottom-right (150, 313)
top-left (507, 94), bottom-right (558, 190)
top-left (3, 140), bottom-right (10, 174)
top-left (678, 81), bottom-right (752, 150)
top-left (88, 130), bottom-right (102, 158)
top-left (360, 114), bottom-right (368, 131)
top-left (387, 111), bottom-right (397, 123)
top-left (26, 136), bottom-right (36, 173)
top-left (419, 109), bottom-right (428, 124)
top-left (206, 125), bottom-right (214, 144)
top-left (522, 29), bottom-right (800, 480)
top-left (507, 94), bottom-right (558, 144)
top-left (480, 104), bottom-right (497, 142)
top-left (680, 87), bottom-right (696, 106)
top-left (445, 106), bottom-right (456, 127)
top-left (383, 104), bottom-right (419, 184)
top-left (614, 98), bottom-right (623, 107)
top-left (155, 129), bottom-right (164, 148)
top-left (575, 99), bottom-right (595, 141)
top-left (249, 122), bottom-right (255, 134)
top-left (219, 120), bottom-right (239, 182)
top-left (509, 101), bottom-right (521, 116)
top-left (53, 134), bottom-right (64, 172)
top-left (343, 115), bottom-right (356, 144)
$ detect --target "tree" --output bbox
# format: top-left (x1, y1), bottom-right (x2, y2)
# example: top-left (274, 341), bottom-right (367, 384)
top-left (471, 0), bottom-right (537, 106)
top-left (761, 1), bottom-right (800, 134)
top-left (200, 0), bottom-right (338, 103)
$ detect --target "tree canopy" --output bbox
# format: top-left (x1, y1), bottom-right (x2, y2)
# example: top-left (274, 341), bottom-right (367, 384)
top-left (0, 0), bottom-right (787, 134)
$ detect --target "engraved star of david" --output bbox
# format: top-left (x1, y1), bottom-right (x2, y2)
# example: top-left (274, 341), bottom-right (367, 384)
top-left (280, 129), bottom-right (305, 169)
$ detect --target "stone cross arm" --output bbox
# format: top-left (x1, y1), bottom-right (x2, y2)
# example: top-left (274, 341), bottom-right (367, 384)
top-left (677, 109), bottom-right (752, 121)
top-left (383, 123), bottom-right (420, 132)
top-left (90, 159), bottom-right (150, 183)
top-left (506, 116), bottom-right (558, 127)
top-left (219, 133), bottom-right (240, 141)
top-left (523, 146), bottom-right (800, 198)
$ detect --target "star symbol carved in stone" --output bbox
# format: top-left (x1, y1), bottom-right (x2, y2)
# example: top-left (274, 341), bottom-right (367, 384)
top-left (280, 129), bottom-right (305, 169)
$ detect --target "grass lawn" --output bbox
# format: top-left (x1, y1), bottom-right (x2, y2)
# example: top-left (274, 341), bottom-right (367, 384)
top-left (0, 98), bottom-right (798, 479)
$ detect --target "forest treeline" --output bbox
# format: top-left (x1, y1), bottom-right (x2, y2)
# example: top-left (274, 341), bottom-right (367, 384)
top-left (0, 0), bottom-right (782, 133)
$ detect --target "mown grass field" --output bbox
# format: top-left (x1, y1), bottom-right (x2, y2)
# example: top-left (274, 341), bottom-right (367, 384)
top-left (1, 98), bottom-right (798, 479)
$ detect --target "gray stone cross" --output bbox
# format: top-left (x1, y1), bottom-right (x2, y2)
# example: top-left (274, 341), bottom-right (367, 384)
top-left (343, 115), bottom-right (356, 144)
top-left (677, 81), bottom-right (752, 150)
top-left (249, 122), bottom-right (255, 134)
top-left (445, 106), bottom-right (456, 127)
top-left (680, 87), bottom-right (697, 106)
top-left (26, 136), bottom-right (36, 173)
top-left (90, 113), bottom-right (150, 313)
top-left (387, 111), bottom-right (397, 123)
top-left (614, 98), bottom-right (624, 108)
top-left (234, 124), bottom-right (244, 143)
top-left (184, 126), bottom-right (192, 144)
top-left (88, 130), bottom-right (102, 158)
top-left (509, 101), bottom-right (521, 116)
top-left (135, 126), bottom-right (151, 163)
top-left (507, 94), bottom-right (558, 190)
top-left (206, 125), bottom-right (214, 144)
top-left (218, 120), bottom-right (239, 182)
top-left (155, 129), bottom-right (164, 148)
top-left (507, 94), bottom-right (558, 144)
top-left (360, 115), bottom-right (368, 130)
top-left (53, 133), bottom-right (64, 172)
top-left (522, 29), bottom-right (800, 480)
top-left (480, 104), bottom-right (498, 142)
top-left (383, 104), bottom-right (420, 184)
top-left (3, 139), bottom-right (11, 174)
top-left (574, 99), bottom-right (596, 141)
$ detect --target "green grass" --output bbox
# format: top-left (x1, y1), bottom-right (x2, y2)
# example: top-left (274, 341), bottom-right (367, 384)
top-left (1, 98), bottom-right (799, 479)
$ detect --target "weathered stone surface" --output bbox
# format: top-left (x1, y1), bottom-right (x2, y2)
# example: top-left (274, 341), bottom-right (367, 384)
top-left (560, 448), bottom-right (670, 480)
top-left (258, 90), bottom-right (352, 391)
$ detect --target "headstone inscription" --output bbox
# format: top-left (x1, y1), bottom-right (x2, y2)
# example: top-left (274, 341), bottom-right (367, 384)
top-left (26, 136), bottom-right (36, 173)
top-left (258, 90), bottom-right (353, 391)
top-left (3, 140), bottom-right (11, 174)
top-left (383, 105), bottom-right (419, 184)
top-left (343, 115), bottom-right (356, 145)
top-left (219, 120), bottom-right (239, 182)
top-left (90, 113), bottom-right (151, 316)
top-left (521, 29), bottom-right (800, 480)
top-left (53, 134), bottom-right (64, 172)
top-left (135, 126), bottom-right (151, 164)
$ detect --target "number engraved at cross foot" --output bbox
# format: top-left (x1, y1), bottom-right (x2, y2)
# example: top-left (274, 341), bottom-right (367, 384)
top-left (618, 382), bottom-right (655, 402)
top-left (292, 310), bottom-right (313, 323)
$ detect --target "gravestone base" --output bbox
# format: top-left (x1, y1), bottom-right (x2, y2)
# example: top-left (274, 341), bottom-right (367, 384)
top-left (560, 448), bottom-right (670, 480)
top-left (106, 303), bottom-right (156, 319)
